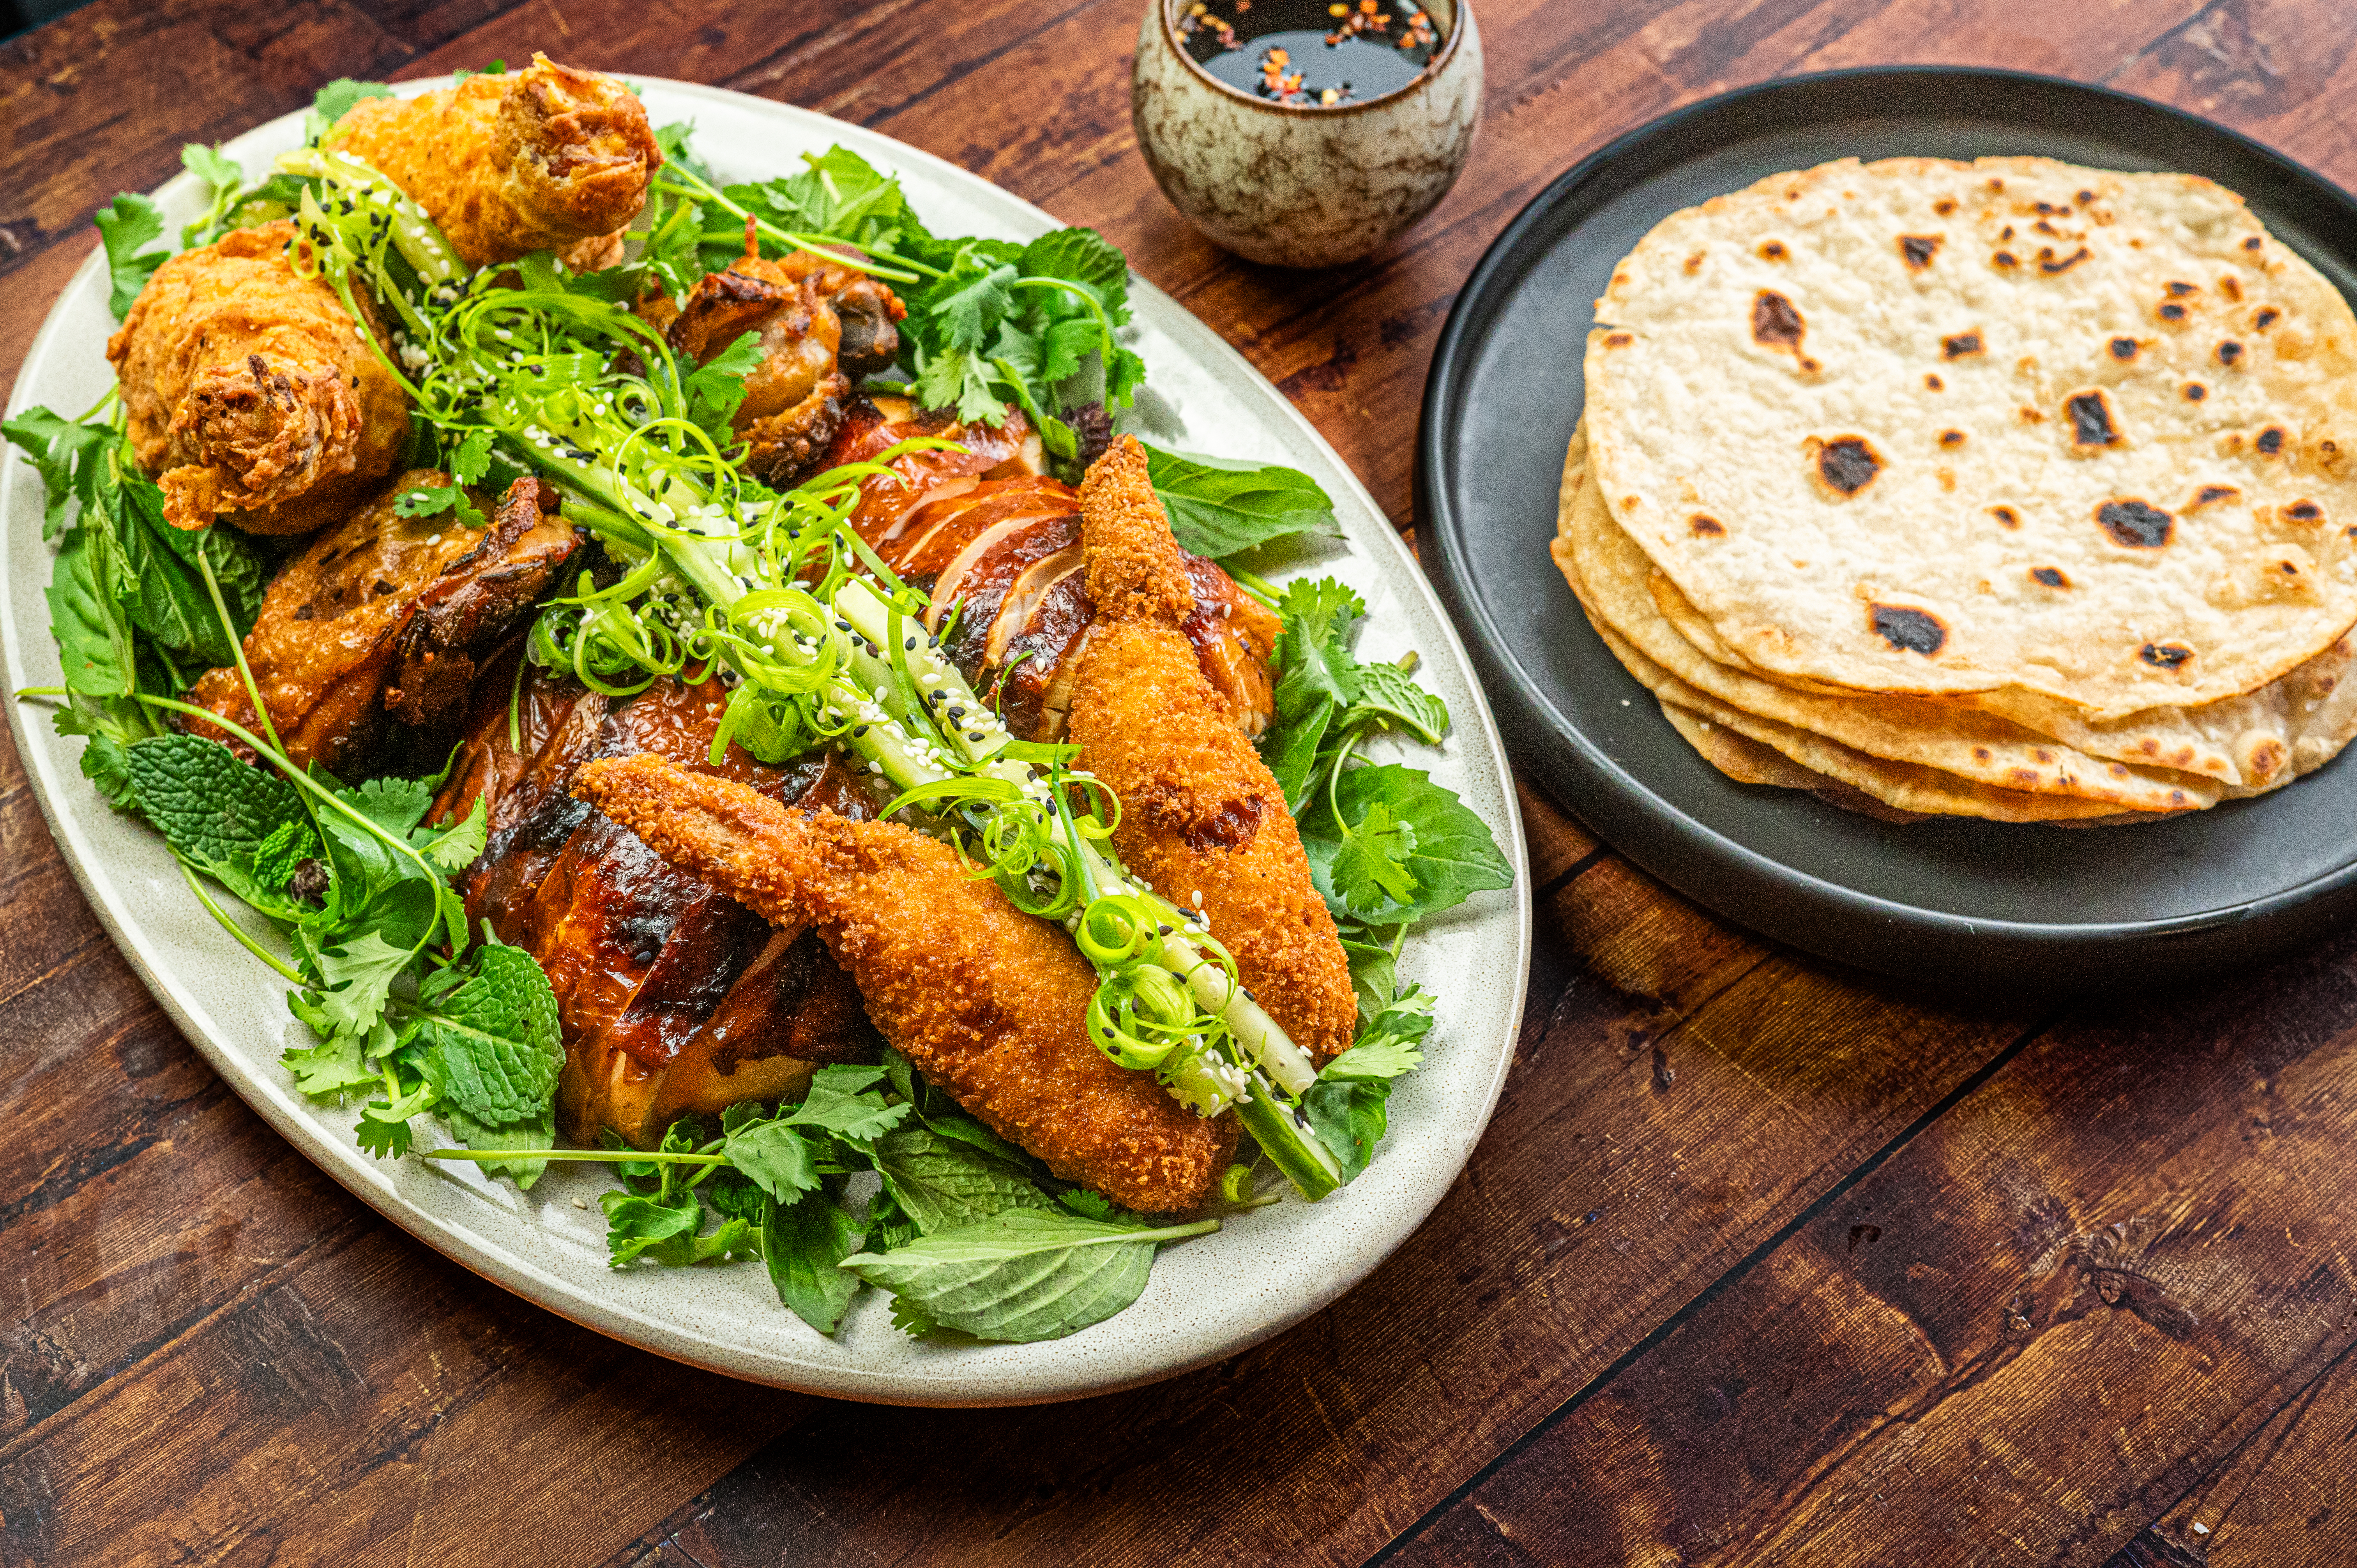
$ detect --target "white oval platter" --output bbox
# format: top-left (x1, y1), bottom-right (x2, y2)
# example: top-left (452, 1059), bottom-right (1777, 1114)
top-left (1, 76), bottom-right (1530, 1406)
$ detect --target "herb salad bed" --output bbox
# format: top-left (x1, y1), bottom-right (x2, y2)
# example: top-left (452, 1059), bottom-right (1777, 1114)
top-left (5, 72), bottom-right (1512, 1347)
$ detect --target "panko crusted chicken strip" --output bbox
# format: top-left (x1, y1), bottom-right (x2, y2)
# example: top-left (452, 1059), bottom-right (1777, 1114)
top-left (328, 53), bottom-right (661, 271)
top-left (108, 221), bottom-right (411, 533)
top-left (1068, 437), bottom-right (1358, 1064)
top-left (432, 661), bottom-right (877, 1147)
top-left (572, 753), bottom-right (1237, 1215)
top-left (659, 248), bottom-right (907, 486)
top-left (826, 396), bottom-right (1280, 741)
top-left (184, 473), bottom-right (579, 772)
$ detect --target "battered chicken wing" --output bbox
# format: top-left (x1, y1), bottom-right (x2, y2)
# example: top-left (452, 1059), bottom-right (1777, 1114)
top-left (108, 222), bottom-right (412, 534)
top-left (572, 752), bottom-right (1236, 1214)
top-left (185, 472), bottom-right (578, 772)
top-left (328, 53), bottom-right (662, 271)
top-left (664, 247), bottom-right (906, 486)
top-left (1067, 437), bottom-right (1357, 1064)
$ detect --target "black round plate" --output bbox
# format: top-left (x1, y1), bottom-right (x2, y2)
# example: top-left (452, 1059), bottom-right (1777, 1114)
top-left (1417, 67), bottom-right (2357, 989)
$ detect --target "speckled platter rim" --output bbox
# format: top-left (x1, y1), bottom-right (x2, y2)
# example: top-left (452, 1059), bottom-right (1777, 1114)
top-left (2, 78), bottom-right (1529, 1406)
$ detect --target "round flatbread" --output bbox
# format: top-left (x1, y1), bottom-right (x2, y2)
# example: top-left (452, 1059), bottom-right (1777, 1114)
top-left (1585, 155), bottom-right (2357, 718)
top-left (1553, 427), bottom-right (2219, 812)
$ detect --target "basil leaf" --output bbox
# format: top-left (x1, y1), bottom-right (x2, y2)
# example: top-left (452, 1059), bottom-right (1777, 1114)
top-left (47, 527), bottom-right (136, 698)
top-left (838, 1210), bottom-right (1203, 1342)
top-left (1302, 1077), bottom-right (1392, 1182)
top-left (1142, 444), bottom-right (1341, 560)
top-left (763, 1187), bottom-right (866, 1335)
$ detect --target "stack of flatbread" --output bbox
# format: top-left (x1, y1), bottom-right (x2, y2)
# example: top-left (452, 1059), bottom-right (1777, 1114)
top-left (1552, 155), bottom-right (2357, 825)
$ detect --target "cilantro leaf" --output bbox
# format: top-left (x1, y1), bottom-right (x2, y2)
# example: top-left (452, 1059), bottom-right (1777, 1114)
top-left (684, 330), bottom-right (765, 434)
top-left (3, 406), bottom-right (110, 542)
top-left (94, 194), bottom-right (170, 318)
top-left (1302, 764), bottom-right (1514, 925)
top-left (393, 482), bottom-right (486, 531)
top-left (445, 428), bottom-right (496, 487)
top-left (52, 703), bottom-right (139, 811)
top-left (1326, 799), bottom-right (1421, 915)
top-left (421, 796), bottom-right (488, 873)
top-left (601, 1187), bottom-right (702, 1267)
top-left (930, 261), bottom-right (1019, 353)
top-left (283, 1014), bottom-right (391, 1097)
top-left (722, 1119), bottom-right (823, 1201)
top-left (910, 345), bottom-right (1003, 424)
top-left (1142, 445), bottom-right (1342, 560)
top-left (784, 1064), bottom-right (912, 1144)
top-left (307, 931), bottom-right (417, 1038)
top-left (1270, 577), bottom-right (1366, 718)
top-left (1325, 984), bottom-right (1435, 1081)
top-left (763, 1187), bottom-right (865, 1335)
top-left (308, 78), bottom-right (393, 144)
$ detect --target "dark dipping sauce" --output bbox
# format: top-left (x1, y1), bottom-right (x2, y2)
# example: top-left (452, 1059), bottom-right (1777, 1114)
top-left (1179, 0), bottom-right (1442, 107)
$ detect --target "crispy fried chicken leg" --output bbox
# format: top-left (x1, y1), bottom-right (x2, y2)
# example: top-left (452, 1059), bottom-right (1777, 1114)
top-left (571, 753), bottom-right (1235, 1214)
top-left (108, 222), bottom-right (412, 534)
top-left (329, 53), bottom-right (662, 270)
top-left (1067, 437), bottom-right (1358, 1063)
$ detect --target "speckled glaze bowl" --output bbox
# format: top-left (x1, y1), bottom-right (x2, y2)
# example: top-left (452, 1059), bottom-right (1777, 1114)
top-left (1133, 0), bottom-right (1483, 268)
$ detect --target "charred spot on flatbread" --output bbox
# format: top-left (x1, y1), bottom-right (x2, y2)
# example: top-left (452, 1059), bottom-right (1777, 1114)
top-left (1925, 373), bottom-right (1944, 390)
top-left (2258, 426), bottom-right (2287, 456)
top-left (2097, 498), bottom-right (2174, 547)
top-left (1939, 429), bottom-right (1967, 447)
top-left (2032, 566), bottom-right (2069, 587)
top-left (1689, 514), bottom-right (1725, 537)
top-left (1989, 505), bottom-right (2021, 529)
top-left (2191, 485), bottom-right (2240, 509)
top-left (1752, 291), bottom-right (1806, 350)
top-left (2067, 391), bottom-right (2122, 448)
top-left (2166, 281), bottom-right (2198, 297)
top-left (1935, 198), bottom-right (1958, 216)
top-left (2039, 246), bottom-right (2090, 274)
top-left (1942, 332), bottom-right (1983, 359)
top-left (1994, 251), bottom-right (2020, 270)
top-left (2288, 500), bottom-right (2323, 521)
top-left (2139, 642), bottom-right (2194, 669)
top-left (1603, 331), bottom-right (1634, 348)
top-left (2109, 337), bottom-right (2140, 360)
top-left (1870, 605), bottom-right (1947, 655)
top-left (1900, 235), bottom-right (1941, 269)
top-left (1757, 240), bottom-right (1788, 261)
top-left (2219, 341), bottom-right (2244, 366)
top-left (2159, 302), bottom-right (2187, 321)
top-left (1813, 436), bottom-right (1883, 496)
top-left (2185, 383), bottom-right (2208, 401)
top-left (2257, 308), bottom-right (2281, 329)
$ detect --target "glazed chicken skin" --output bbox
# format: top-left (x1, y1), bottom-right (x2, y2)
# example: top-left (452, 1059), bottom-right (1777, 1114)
top-left (826, 397), bottom-right (1281, 741)
top-left (660, 246), bottom-right (907, 486)
top-left (1067, 438), bottom-right (1358, 1064)
top-left (329, 53), bottom-right (662, 272)
top-left (184, 472), bottom-right (579, 772)
top-left (573, 752), bottom-right (1237, 1214)
top-left (108, 221), bottom-right (412, 534)
top-left (433, 662), bottom-right (876, 1147)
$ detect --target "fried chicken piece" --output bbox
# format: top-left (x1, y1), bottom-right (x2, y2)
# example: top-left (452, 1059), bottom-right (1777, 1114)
top-left (107, 221), bottom-right (412, 534)
top-left (572, 752), bottom-right (1235, 1214)
top-left (329, 53), bottom-right (662, 270)
top-left (664, 247), bottom-right (906, 486)
top-left (1067, 437), bottom-right (1357, 1064)
top-left (184, 472), bottom-right (579, 772)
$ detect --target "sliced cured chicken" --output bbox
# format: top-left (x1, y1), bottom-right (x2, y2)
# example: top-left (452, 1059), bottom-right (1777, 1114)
top-left (823, 396), bottom-right (1281, 740)
top-left (432, 658), bottom-right (878, 1147)
top-left (185, 473), bottom-right (579, 772)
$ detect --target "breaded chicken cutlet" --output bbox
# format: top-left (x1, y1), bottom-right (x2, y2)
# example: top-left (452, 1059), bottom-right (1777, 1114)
top-left (329, 52), bottom-right (662, 271)
top-left (1067, 437), bottom-right (1359, 1064)
top-left (571, 752), bottom-right (1237, 1215)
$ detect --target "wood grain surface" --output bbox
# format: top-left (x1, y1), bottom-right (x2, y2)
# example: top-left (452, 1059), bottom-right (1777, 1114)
top-left (7, 1), bottom-right (2357, 1564)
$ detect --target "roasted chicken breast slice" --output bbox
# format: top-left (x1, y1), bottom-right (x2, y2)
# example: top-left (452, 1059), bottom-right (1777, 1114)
top-left (185, 473), bottom-right (579, 773)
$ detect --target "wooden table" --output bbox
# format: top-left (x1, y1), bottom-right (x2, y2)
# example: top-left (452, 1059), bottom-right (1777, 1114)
top-left (6, 1), bottom-right (2357, 1563)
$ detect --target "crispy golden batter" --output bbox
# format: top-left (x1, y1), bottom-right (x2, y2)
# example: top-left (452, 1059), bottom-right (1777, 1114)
top-left (107, 222), bottom-right (411, 534)
top-left (571, 753), bottom-right (1235, 1214)
top-left (1069, 438), bottom-right (1359, 1064)
top-left (329, 53), bottom-right (661, 269)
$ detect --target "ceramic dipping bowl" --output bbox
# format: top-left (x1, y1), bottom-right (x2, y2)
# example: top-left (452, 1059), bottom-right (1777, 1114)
top-left (1131, 0), bottom-right (1483, 269)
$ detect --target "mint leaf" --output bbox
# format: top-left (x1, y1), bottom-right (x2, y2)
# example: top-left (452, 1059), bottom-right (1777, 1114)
top-left (763, 1187), bottom-right (865, 1335)
top-left (1143, 445), bottom-right (1341, 560)
top-left (1348, 661), bottom-right (1449, 745)
top-left (117, 734), bottom-right (311, 911)
top-left (723, 1119), bottom-right (823, 1201)
top-left (869, 1124), bottom-right (1055, 1236)
top-left (1304, 764), bottom-right (1513, 925)
top-left (839, 1210), bottom-right (1192, 1343)
top-left (94, 194), bottom-right (170, 319)
top-left (412, 944), bottom-right (563, 1127)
